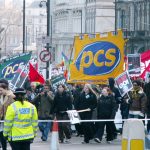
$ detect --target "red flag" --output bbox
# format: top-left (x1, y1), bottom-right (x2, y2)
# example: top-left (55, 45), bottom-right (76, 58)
top-left (140, 64), bottom-right (150, 79)
top-left (28, 63), bottom-right (45, 84)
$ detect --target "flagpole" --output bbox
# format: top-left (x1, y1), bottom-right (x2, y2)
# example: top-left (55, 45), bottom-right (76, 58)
top-left (20, 74), bottom-right (28, 88)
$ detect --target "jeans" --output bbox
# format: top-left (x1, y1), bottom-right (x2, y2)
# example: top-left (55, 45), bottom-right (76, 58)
top-left (38, 122), bottom-right (51, 141)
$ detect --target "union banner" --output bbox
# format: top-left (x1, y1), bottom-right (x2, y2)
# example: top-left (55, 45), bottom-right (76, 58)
top-left (69, 30), bottom-right (125, 84)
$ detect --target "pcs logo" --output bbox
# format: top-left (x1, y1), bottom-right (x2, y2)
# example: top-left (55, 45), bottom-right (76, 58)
top-left (2, 61), bottom-right (25, 79)
top-left (75, 41), bottom-right (121, 75)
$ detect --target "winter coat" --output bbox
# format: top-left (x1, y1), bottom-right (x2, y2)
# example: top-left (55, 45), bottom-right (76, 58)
top-left (52, 91), bottom-right (72, 114)
top-left (76, 92), bottom-right (97, 120)
top-left (97, 94), bottom-right (117, 119)
top-left (0, 95), bottom-right (14, 120)
top-left (33, 93), bottom-right (53, 119)
top-left (129, 88), bottom-right (147, 114)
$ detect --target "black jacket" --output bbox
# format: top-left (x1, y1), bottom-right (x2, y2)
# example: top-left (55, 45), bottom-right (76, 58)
top-left (77, 92), bottom-right (97, 111)
top-left (76, 92), bottom-right (97, 120)
top-left (52, 91), bottom-right (72, 113)
top-left (97, 94), bottom-right (117, 119)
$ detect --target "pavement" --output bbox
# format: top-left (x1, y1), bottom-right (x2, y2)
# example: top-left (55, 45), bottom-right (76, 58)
top-left (5, 131), bottom-right (122, 150)
top-left (31, 131), bottom-right (122, 150)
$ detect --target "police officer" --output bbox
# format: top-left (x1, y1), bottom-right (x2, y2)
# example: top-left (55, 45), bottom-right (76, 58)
top-left (3, 88), bottom-right (38, 150)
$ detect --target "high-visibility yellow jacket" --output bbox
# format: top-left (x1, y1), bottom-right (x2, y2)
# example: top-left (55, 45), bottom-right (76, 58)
top-left (3, 101), bottom-right (38, 141)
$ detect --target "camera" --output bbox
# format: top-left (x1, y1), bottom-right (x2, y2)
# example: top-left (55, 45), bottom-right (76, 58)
top-left (35, 85), bottom-right (44, 94)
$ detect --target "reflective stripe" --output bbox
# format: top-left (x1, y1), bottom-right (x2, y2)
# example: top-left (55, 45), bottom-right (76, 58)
top-left (10, 133), bottom-right (34, 141)
top-left (14, 118), bottom-right (31, 122)
top-left (32, 120), bottom-right (38, 123)
top-left (4, 125), bottom-right (11, 129)
top-left (31, 107), bottom-right (34, 115)
top-left (33, 125), bottom-right (38, 128)
top-left (13, 123), bottom-right (32, 128)
top-left (12, 103), bottom-right (18, 120)
top-left (4, 119), bottom-right (13, 123)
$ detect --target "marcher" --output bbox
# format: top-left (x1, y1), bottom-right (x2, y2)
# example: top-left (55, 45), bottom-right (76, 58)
top-left (94, 87), bottom-right (117, 143)
top-left (52, 84), bottom-right (72, 143)
top-left (32, 84), bottom-right (54, 141)
top-left (3, 88), bottom-right (38, 150)
top-left (129, 80), bottom-right (147, 119)
top-left (72, 84), bottom-right (84, 136)
top-left (108, 78), bottom-right (121, 138)
top-left (0, 83), bottom-right (14, 150)
top-left (77, 84), bottom-right (97, 144)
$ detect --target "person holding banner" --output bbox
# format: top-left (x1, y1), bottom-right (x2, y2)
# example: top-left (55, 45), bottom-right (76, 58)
top-left (129, 80), bottom-right (147, 119)
top-left (77, 84), bottom-right (97, 144)
top-left (52, 84), bottom-right (72, 143)
top-left (108, 78), bottom-right (121, 139)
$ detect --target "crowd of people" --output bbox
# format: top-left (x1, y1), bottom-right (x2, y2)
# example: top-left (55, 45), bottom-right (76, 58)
top-left (0, 75), bottom-right (150, 149)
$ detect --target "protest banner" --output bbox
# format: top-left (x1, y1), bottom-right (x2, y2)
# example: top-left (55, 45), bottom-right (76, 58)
top-left (69, 30), bottom-right (125, 84)
top-left (0, 52), bottom-right (31, 90)
top-left (115, 72), bottom-right (133, 97)
top-left (67, 110), bottom-right (80, 124)
top-left (127, 54), bottom-right (141, 76)
top-left (51, 74), bottom-right (67, 92)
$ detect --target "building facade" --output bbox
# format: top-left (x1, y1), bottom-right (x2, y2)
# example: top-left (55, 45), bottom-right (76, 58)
top-left (0, 2), bottom-right (22, 59)
top-left (116, 0), bottom-right (150, 54)
top-left (52, 0), bottom-right (115, 64)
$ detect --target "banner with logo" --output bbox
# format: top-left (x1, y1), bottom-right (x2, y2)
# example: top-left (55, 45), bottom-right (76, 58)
top-left (127, 54), bottom-right (141, 76)
top-left (0, 52), bottom-right (31, 90)
top-left (69, 30), bottom-right (125, 84)
top-left (115, 72), bottom-right (133, 97)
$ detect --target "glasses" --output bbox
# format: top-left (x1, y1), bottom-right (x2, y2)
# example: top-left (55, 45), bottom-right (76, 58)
top-left (133, 84), bottom-right (138, 86)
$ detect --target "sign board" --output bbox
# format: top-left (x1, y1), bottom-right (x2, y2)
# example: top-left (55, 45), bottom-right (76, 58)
top-left (115, 71), bottom-right (133, 97)
top-left (127, 54), bottom-right (141, 76)
top-left (67, 110), bottom-right (80, 124)
top-left (39, 50), bottom-right (51, 62)
top-left (37, 36), bottom-right (50, 44)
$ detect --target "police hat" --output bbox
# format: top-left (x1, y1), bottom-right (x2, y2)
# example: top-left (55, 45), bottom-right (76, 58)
top-left (14, 88), bottom-right (26, 95)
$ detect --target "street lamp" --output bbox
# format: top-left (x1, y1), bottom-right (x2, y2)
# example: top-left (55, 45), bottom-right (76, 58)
top-left (39, 0), bottom-right (51, 79)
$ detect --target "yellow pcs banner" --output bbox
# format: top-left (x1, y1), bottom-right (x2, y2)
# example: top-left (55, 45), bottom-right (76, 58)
top-left (69, 30), bottom-right (125, 84)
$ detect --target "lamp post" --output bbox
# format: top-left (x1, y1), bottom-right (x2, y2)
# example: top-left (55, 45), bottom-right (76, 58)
top-left (23, 0), bottom-right (25, 53)
top-left (39, 0), bottom-right (51, 79)
top-left (80, 10), bottom-right (83, 35)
